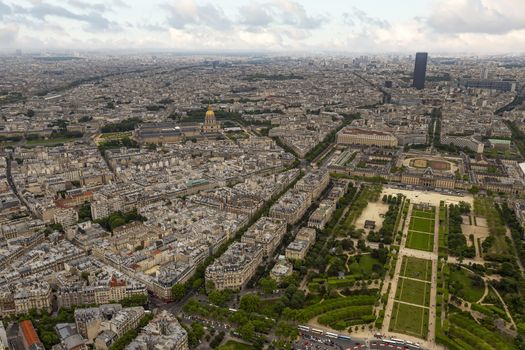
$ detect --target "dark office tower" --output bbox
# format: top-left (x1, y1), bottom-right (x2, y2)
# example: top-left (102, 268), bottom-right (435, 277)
top-left (412, 52), bottom-right (428, 90)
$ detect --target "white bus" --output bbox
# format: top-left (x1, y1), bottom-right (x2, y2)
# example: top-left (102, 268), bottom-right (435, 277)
top-left (298, 325), bottom-right (310, 332)
top-left (311, 328), bottom-right (324, 335)
top-left (325, 332), bottom-right (338, 338)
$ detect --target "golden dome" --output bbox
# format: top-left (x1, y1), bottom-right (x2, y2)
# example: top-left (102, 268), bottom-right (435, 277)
top-left (205, 105), bottom-right (215, 118)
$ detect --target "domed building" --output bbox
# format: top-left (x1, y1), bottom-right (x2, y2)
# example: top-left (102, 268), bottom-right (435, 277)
top-left (201, 105), bottom-right (221, 134)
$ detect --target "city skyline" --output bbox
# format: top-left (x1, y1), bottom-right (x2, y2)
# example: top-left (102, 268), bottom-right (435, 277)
top-left (1, 0), bottom-right (525, 54)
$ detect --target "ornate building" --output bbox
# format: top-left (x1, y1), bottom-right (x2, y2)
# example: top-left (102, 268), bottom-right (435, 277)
top-left (201, 105), bottom-right (221, 134)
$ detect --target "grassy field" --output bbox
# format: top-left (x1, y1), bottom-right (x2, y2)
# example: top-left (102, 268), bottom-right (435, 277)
top-left (473, 197), bottom-right (512, 257)
top-left (100, 131), bottom-right (132, 138)
top-left (409, 216), bottom-right (435, 233)
top-left (389, 302), bottom-right (429, 339)
top-left (347, 254), bottom-right (383, 276)
top-left (217, 341), bottom-right (254, 350)
top-left (406, 230), bottom-right (434, 251)
top-left (449, 267), bottom-right (485, 303)
top-left (406, 206), bottom-right (435, 251)
top-left (438, 202), bottom-right (448, 255)
top-left (412, 209), bottom-right (436, 219)
top-left (400, 257), bottom-right (432, 282)
top-left (396, 278), bottom-right (431, 306)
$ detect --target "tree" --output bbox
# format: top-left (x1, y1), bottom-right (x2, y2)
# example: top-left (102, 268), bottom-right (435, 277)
top-left (469, 186), bottom-right (480, 195)
top-left (78, 201), bottom-right (92, 222)
top-left (171, 283), bottom-right (186, 301)
top-left (275, 320), bottom-right (298, 339)
top-left (240, 293), bottom-right (260, 313)
top-left (259, 277), bottom-right (277, 294)
top-left (238, 321), bottom-right (255, 341)
top-left (357, 239), bottom-right (367, 251)
top-left (81, 271), bottom-right (89, 281)
top-left (208, 289), bottom-right (232, 306)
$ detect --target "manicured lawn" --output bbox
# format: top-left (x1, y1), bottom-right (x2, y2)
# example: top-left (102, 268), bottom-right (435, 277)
top-left (348, 254), bottom-right (383, 277)
top-left (401, 257), bottom-right (432, 282)
top-left (409, 217), bottom-right (435, 233)
top-left (406, 230), bottom-right (434, 252)
top-left (217, 341), bottom-right (254, 350)
top-left (449, 266), bottom-right (485, 303)
top-left (396, 278), bottom-right (431, 306)
top-left (99, 131), bottom-right (132, 139)
top-left (412, 209), bottom-right (435, 219)
top-left (389, 302), bottom-right (429, 339)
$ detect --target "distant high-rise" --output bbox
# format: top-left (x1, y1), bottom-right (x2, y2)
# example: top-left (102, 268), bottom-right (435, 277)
top-left (412, 52), bottom-right (428, 90)
top-left (480, 67), bottom-right (489, 79)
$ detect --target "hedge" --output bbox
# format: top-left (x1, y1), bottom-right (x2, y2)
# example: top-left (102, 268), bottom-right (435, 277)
top-left (295, 295), bottom-right (375, 321)
top-left (318, 305), bottom-right (374, 326)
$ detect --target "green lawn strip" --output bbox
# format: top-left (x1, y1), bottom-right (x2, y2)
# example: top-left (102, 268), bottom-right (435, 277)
top-left (99, 131), bottom-right (132, 139)
top-left (406, 231), bottom-right (434, 252)
top-left (389, 302), bottom-right (429, 339)
top-left (409, 216), bottom-right (435, 233)
top-left (400, 256), bottom-right (432, 282)
top-left (412, 210), bottom-right (436, 219)
top-left (396, 277), bottom-right (431, 306)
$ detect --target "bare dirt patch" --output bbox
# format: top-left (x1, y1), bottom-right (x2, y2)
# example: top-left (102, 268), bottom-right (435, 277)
top-left (355, 201), bottom-right (389, 232)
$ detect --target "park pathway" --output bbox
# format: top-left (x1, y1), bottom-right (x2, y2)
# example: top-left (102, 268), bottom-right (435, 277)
top-left (490, 284), bottom-right (517, 330)
top-left (427, 206), bottom-right (440, 344)
top-left (381, 202), bottom-right (444, 350)
top-left (381, 203), bottom-right (413, 334)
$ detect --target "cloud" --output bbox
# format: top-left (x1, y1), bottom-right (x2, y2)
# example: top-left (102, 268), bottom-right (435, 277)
top-left (427, 0), bottom-right (525, 34)
top-left (274, 0), bottom-right (325, 29)
top-left (342, 7), bottom-right (390, 29)
top-left (67, 0), bottom-right (107, 13)
top-left (0, 0), bottom-right (11, 19)
top-left (238, 0), bottom-right (326, 33)
top-left (9, 2), bottom-right (120, 32)
top-left (238, 3), bottom-right (273, 28)
top-left (0, 24), bottom-right (18, 47)
top-left (164, 0), bottom-right (232, 30)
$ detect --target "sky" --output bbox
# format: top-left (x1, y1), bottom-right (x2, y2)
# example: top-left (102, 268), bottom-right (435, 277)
top-left (1, 0), bottom-right (525, 54)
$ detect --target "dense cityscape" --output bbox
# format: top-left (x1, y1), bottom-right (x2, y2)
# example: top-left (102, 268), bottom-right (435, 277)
top-left (1, 1), bottom-right (525, 349)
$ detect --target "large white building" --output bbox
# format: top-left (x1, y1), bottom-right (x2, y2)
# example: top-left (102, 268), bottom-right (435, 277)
top-left (337, 127), bottom-right (398, 147)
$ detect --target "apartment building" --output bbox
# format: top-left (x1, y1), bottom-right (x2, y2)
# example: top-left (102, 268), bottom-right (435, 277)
top-left (240, 216), bottom-right (287, 257)
top-left (205, 242), bottom-right (263, 290)
top-left (126, 311), bottom-right (188, 350)
top-left (285, 227), bottom-right (316, 260)
top-left (308, 200), bottom-right (336, 229)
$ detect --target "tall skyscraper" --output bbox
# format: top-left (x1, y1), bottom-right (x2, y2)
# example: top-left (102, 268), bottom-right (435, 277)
top-left (412, 52), bottom-right (428, 90)
top-left (480, 67), bottom-right (489, 79)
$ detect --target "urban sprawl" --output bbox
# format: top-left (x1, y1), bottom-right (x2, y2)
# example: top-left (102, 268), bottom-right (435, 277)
top-left (1, 53), bottom-right (525, 350)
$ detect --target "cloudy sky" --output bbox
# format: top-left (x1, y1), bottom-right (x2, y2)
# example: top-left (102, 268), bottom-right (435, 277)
top-left (1, 0), bottom-right (525, 53)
